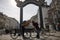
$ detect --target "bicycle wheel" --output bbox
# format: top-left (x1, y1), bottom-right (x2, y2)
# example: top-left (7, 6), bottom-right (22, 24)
top-left (10, 30), bottom-right (18, 39)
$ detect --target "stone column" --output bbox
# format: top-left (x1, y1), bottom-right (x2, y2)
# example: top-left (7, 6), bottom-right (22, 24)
top-left (20, 6), bottom-right (23, 33)
top-left (39, 6), bottom-right (44, 29)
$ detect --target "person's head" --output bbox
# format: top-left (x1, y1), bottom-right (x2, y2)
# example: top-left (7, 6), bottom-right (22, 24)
top-left (32, 21), bottom-right (38, 26)
top-left (32, 21), bottom-right (35, 24)
top-left (22, 21), bottom-right (26, 26)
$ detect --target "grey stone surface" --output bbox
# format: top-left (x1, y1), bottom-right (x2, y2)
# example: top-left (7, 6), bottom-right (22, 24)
top-left (0, 12), bottom-right (19, 30)
top-left (0, 31), bottom-right (60, 40)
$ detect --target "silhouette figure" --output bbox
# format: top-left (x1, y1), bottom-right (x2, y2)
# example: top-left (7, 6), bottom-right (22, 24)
top-left (21, 21), bottom-right (27, 38)
top-left (32, 21), bottom-right (40, 39)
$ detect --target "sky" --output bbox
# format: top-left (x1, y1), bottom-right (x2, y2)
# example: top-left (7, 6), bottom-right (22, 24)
top-left (0, 0), bottom-right (52, 22)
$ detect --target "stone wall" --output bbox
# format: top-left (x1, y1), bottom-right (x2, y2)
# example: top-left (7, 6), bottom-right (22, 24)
top-left (0, 12), bottom-right (19, 30)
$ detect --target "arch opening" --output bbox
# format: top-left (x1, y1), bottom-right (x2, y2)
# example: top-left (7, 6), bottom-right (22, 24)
top-left (23, 4), bottom-right (39, 21)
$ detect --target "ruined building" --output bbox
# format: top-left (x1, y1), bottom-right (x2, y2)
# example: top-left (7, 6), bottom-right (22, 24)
top-left (30, 0), bottom-right (50, 29)
top-left (0, 12), bottom-right (19, 30)
top-left (48, 0), bottom-right (60, 30)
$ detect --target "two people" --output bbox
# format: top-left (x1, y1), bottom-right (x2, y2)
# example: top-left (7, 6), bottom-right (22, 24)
top-left (22, 21), bottom-right (40, 39)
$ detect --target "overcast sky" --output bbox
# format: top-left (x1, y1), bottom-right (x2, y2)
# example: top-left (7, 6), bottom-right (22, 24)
top-left (0, 0), bottom-right (52, 22)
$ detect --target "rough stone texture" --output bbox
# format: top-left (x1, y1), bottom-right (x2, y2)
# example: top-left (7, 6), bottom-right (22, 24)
top-left (0, 31), bottom-right (60, 40)
top-left (30, 6), bottom-right (49, 28)
top-left (0, 12), bottom-right (19, 30)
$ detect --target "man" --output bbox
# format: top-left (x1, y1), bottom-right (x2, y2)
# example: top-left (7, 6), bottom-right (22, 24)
top-left (32, 21), bottom-right (40, 39)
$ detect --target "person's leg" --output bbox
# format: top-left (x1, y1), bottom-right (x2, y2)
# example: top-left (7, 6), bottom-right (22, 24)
top-left (22, 27), bottom-right (25, 38)
top-left (22, 29), bottom-right (24, 38)
top-left (36, 30), bottom-right (40, 39)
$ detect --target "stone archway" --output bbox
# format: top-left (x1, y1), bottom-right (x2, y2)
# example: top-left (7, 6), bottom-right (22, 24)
top-left (15, 0), bottom-right (44, 37)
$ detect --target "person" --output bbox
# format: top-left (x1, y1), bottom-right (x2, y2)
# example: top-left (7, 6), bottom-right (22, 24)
top-left (46, 24), bottom-right (49, 32)
top-left (57, 23), bottom-right (60, 31)
top-left (32, 21), bottom-right (40, 39)
top-left (21, 21), bottom-right (26, 38)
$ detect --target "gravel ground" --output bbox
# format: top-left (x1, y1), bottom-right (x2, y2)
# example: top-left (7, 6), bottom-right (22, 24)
top-left (0, 31), bottom-right (60, 40)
